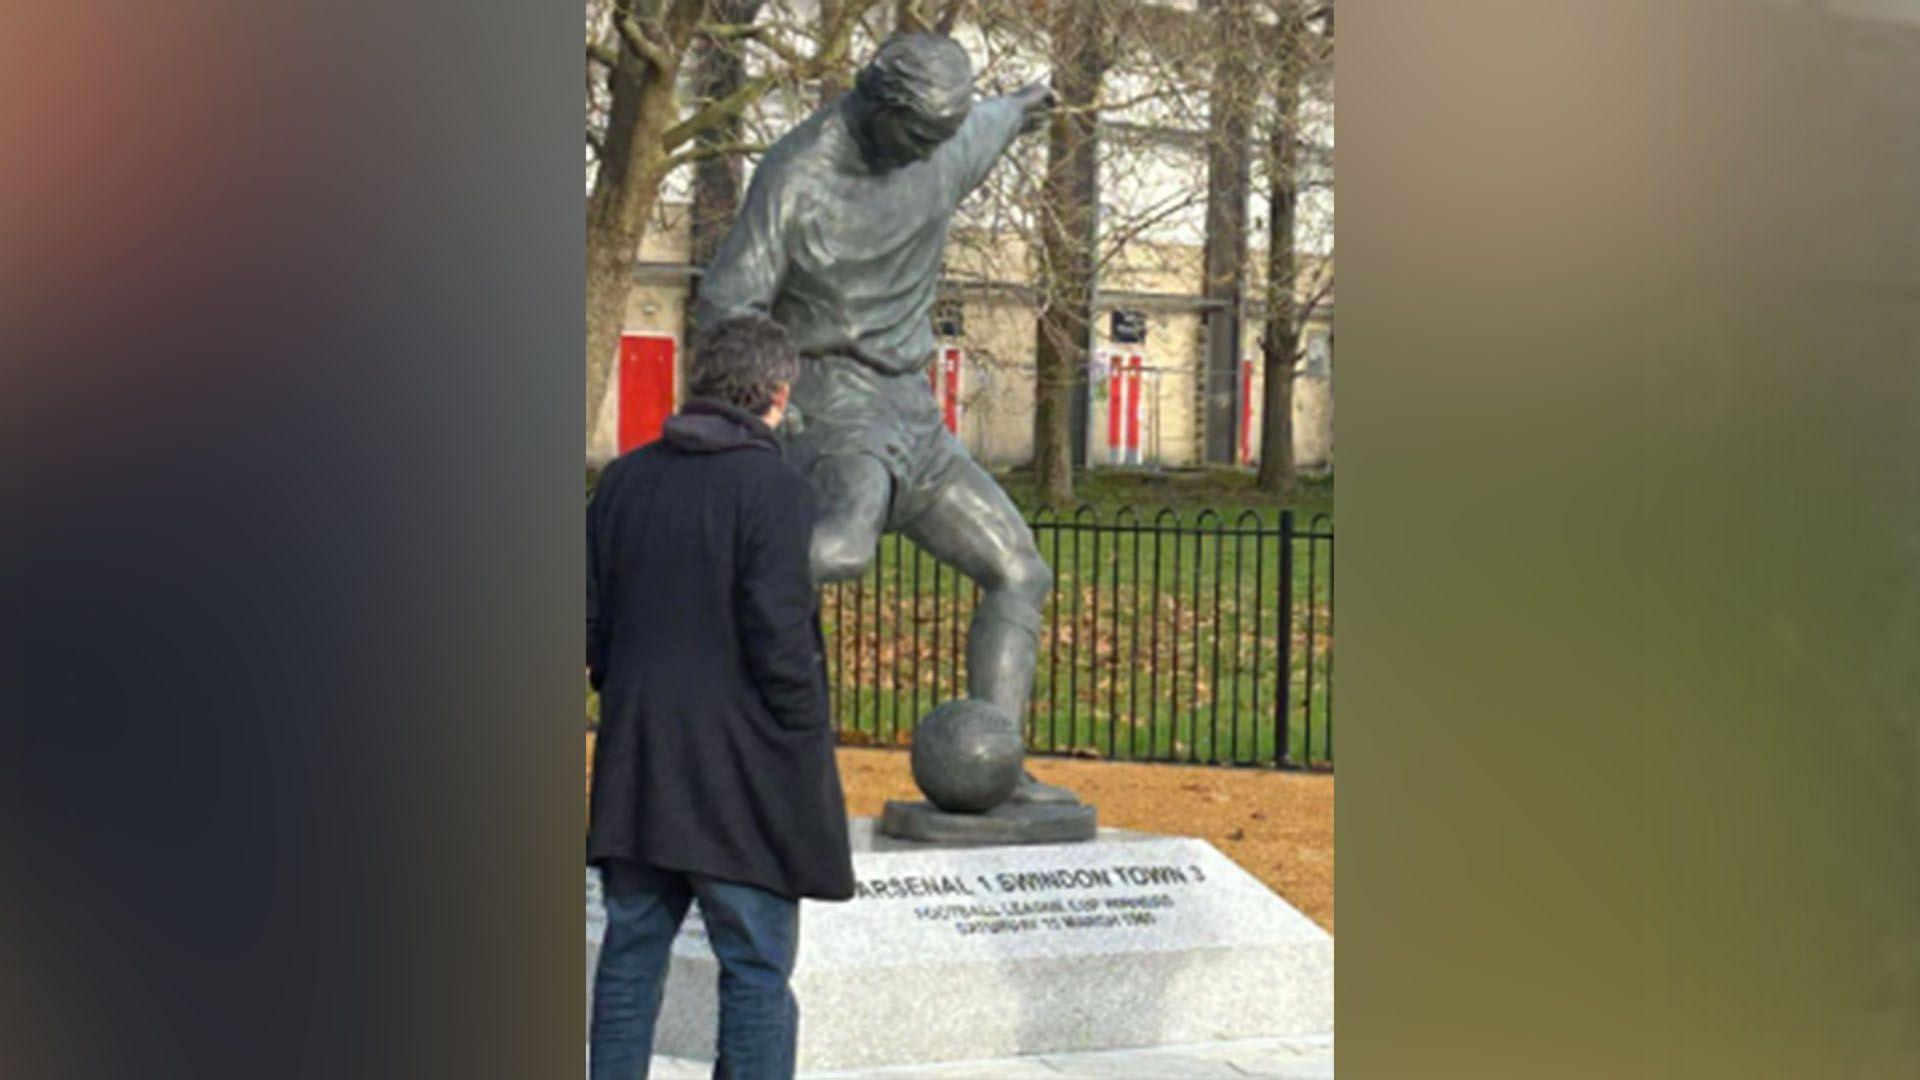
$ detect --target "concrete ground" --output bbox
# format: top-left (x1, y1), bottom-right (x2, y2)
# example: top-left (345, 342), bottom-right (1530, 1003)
top-left (644, 1035), bottom-right (1333, 1078)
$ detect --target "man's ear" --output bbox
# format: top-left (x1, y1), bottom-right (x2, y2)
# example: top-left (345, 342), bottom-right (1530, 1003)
top-left (764, 383), bottom-right (793, 428)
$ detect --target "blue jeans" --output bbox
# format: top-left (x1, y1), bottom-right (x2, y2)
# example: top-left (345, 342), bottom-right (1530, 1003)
top-left (590, 861), bottom-right (800, 1080)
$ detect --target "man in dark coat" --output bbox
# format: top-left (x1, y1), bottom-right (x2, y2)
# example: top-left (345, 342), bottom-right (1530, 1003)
top-left (588, 316), bottom-right (852, 1079)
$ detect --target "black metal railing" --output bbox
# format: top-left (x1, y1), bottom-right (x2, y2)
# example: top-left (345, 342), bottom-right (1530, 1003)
top-left (823, 508), bottom-right (1333, 769)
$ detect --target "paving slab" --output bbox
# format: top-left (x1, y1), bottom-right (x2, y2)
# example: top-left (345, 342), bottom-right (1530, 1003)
top-left (636, 1035), bottom-right (1335, 1078)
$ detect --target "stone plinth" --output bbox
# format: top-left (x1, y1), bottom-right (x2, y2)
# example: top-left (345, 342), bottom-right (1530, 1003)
top-left (879, 798), bottom-right (1098, 844)
top-left (585, 818), bottom-right (1332, 1071)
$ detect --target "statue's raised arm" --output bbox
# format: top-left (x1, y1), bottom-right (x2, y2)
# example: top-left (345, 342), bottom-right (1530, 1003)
top-left (932, 83), bottom-right (1053, 201)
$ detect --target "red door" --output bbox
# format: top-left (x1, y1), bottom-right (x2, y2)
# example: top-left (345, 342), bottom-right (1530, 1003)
top-left (1124, 354), bottom-right (1144, 465)
top-left (928, 347), bottom-right (963, 433)
top-left (618, 334), bottom-right (676, 453)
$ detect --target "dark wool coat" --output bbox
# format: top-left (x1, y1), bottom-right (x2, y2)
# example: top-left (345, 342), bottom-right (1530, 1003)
top-left (587, 400), bottom-right (853, 901)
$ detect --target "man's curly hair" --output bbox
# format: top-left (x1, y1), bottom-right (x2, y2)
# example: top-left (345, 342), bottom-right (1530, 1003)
top-left (688, 316), bottom-right (800, 415)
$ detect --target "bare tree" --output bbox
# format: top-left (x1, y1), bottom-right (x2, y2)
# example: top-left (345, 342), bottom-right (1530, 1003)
top-left (585, 0), bottom-right (879, 458)
top-left (1200, 0), bottom-right (1258, 464)
top-left (998, 1), bottom-right (1333, 488)
top-left (585, 0), bottom-right (1331, 479)
top-left (684, 0), bottom-right (767, 271)
top-left (586, 0), bottom-right (704, 455)
top-left (1255, 0), bottom-right (1331, 493)
top-left (1030, 0), bottom-right (1113, 505)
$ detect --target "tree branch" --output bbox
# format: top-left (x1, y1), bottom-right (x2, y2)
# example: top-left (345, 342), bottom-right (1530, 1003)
top-left (703, 22), bottom-right (808, 69)
top-left (662, 0), bottom-right (708, 47)
top-left (696, 19), bottom-right (807, 43)
top-left (662, 0), bottom-right (882, 150)
top-left (663, 70), bottom-right (785, 149)
top-left (1290, 263), bottom-right (1335, 355)
top-left (615, 0), bottom-right (706, 70)
top-left (617, 15), bottom-right (674, 70)
top-left (664, 140), bottom-right (768, 170)
top-left (933, 0), bottom-right (967, 35)
top-left (1095, 190), bottom-right (1207, 271)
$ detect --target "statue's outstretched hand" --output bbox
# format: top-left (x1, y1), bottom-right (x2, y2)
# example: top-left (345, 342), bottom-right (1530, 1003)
top-left (1012, 82), bottom-right (1056, 135)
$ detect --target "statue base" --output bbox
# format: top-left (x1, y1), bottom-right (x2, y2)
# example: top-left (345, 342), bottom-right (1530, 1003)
top-left (589, 818), bottom-right (1333, 1070)
top-left (879, 799), bottom-right (1098, 844)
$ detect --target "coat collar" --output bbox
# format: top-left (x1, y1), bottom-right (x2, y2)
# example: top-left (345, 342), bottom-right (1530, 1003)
top-left (661, 399), bottom-right (782, 455)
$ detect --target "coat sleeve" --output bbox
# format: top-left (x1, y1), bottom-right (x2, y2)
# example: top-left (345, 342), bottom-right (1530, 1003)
top-left (735, 470), bottom-right (828, 731)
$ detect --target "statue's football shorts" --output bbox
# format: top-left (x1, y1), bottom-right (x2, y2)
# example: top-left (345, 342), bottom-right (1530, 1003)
top-left (782, 353), bottom-right (971, 531)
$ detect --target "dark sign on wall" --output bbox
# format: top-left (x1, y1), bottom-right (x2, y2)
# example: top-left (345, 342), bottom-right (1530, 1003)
top-left (1110, 309), bottom-right (1148, 344)
top-left (933, 300), bottom-right (966, 339)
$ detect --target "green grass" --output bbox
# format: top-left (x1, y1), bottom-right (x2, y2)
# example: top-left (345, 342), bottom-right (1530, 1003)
top-left (590, 463), bottom-right (1336, 768)
top-left (822, 510), bottom-right (1334, 768)
top-left (589, 463), bottom-right (1334, 520)
top-left (995, 464), bottom-right (1333, 525)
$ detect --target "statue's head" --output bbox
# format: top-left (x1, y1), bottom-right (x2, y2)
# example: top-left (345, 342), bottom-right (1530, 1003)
top-left (849, 34), bottom-right (973, 172)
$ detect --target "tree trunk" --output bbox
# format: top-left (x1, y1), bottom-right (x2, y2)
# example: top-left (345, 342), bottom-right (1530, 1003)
top-left (1254, 17), bottom-right (1301, 495)
top-left (894, 0), bottom-right (925, 33)
top-left (1200, 0), bottom-right (1255, 465)
top-left (1030, 0), bottom-right (1107, 506)
top-left (585, 7), bottom-right (698, 461)
top-left (816, 0), bottom-right (851, 102)
top-left (685, 0), bottom-right (765, 329)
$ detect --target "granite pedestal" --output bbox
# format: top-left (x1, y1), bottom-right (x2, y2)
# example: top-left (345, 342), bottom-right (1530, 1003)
top-left (585, 818), bottom-right (1333, 1071)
